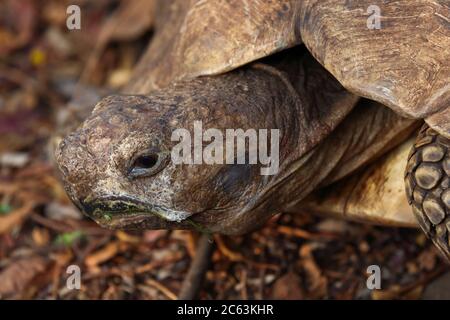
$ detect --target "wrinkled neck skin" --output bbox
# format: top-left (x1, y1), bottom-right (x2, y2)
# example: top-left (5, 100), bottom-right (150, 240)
top-left (56, 51), bottom-right (356, 235)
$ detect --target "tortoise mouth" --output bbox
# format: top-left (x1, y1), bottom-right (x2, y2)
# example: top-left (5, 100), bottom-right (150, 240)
top-left (80, 196), bottom-right (193, 228)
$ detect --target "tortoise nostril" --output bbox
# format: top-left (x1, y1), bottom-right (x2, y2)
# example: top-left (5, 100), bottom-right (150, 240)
top-left (133, 154), bottom-right (158, 169)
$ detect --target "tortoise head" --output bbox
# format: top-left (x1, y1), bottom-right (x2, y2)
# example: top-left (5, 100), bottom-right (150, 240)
top-left (54, 75), bottom-right (287, 234)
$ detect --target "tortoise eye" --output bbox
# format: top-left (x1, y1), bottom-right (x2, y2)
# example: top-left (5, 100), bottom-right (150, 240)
top-left (128, 152), bottom-right (168, 178)
top-left (134, 154), bottom-right (158, 169)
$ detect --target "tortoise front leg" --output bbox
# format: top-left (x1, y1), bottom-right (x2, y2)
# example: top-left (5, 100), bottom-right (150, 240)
top-left (405, 125), bottom-right (450, 261)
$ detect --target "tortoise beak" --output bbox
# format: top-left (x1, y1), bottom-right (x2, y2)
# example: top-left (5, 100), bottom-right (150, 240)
top-left (79, 195), bottom-right (193, 229)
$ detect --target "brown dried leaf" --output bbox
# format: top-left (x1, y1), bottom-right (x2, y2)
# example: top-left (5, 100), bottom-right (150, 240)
top-left (85, 241), bottom-right (127, 268)
top-left (80, 0), bottom-right (157, 83)
top-left (417, 250), bottom-right (437, 271)
top-left (0, 202), bottom-right (34, 235)
top-left (45, 201), bottom-right (83, 220)
top-left (316, 218), bottom-right (353, 234)
top-left (0, 152), bottom-right (29, 168)
top-left (31, 227), bottom-right (50, 247)
top-left (0, 0), bottom-right (37, 54)
top-left (107, 68), bottom-right (132, 88)
top-left (115, 230), bottom-right (140, 244)
top-left (101, 0), bottom-right (157, 42)
top-left (271, 271), bottom-right (304, 300)
top-left (0, 256), bottom-right (49, 298)
top-left (299, 244), bottom-right (328, 298)
top-left (371, 285), bottom-right (401, 300)
top-left (214, 235), bottom-right (244, 262)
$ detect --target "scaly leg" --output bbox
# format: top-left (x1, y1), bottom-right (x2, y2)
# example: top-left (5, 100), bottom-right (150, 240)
top-left (405, 124), bottom-right (450, 261)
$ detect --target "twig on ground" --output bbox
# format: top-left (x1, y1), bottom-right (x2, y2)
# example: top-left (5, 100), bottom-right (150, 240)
top-left (215, 235), bottom-right (279, 270)
top-left (144, 279), bottom-right (178, 300)
top-left (277, 225), bottom-right (338, 240)
top-left (178, 233), bottom-right (215, 300)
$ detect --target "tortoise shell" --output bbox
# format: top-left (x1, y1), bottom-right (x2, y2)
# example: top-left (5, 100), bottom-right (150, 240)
top-left (127, 0), bottom-right (449, 138)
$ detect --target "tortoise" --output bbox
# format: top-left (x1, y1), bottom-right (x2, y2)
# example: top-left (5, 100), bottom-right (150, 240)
top-left (54, 0), bottom-right (450, 260)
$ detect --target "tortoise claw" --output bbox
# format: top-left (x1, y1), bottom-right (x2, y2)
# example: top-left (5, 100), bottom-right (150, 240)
top-left (405, 124), bottom-right (450, 261)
